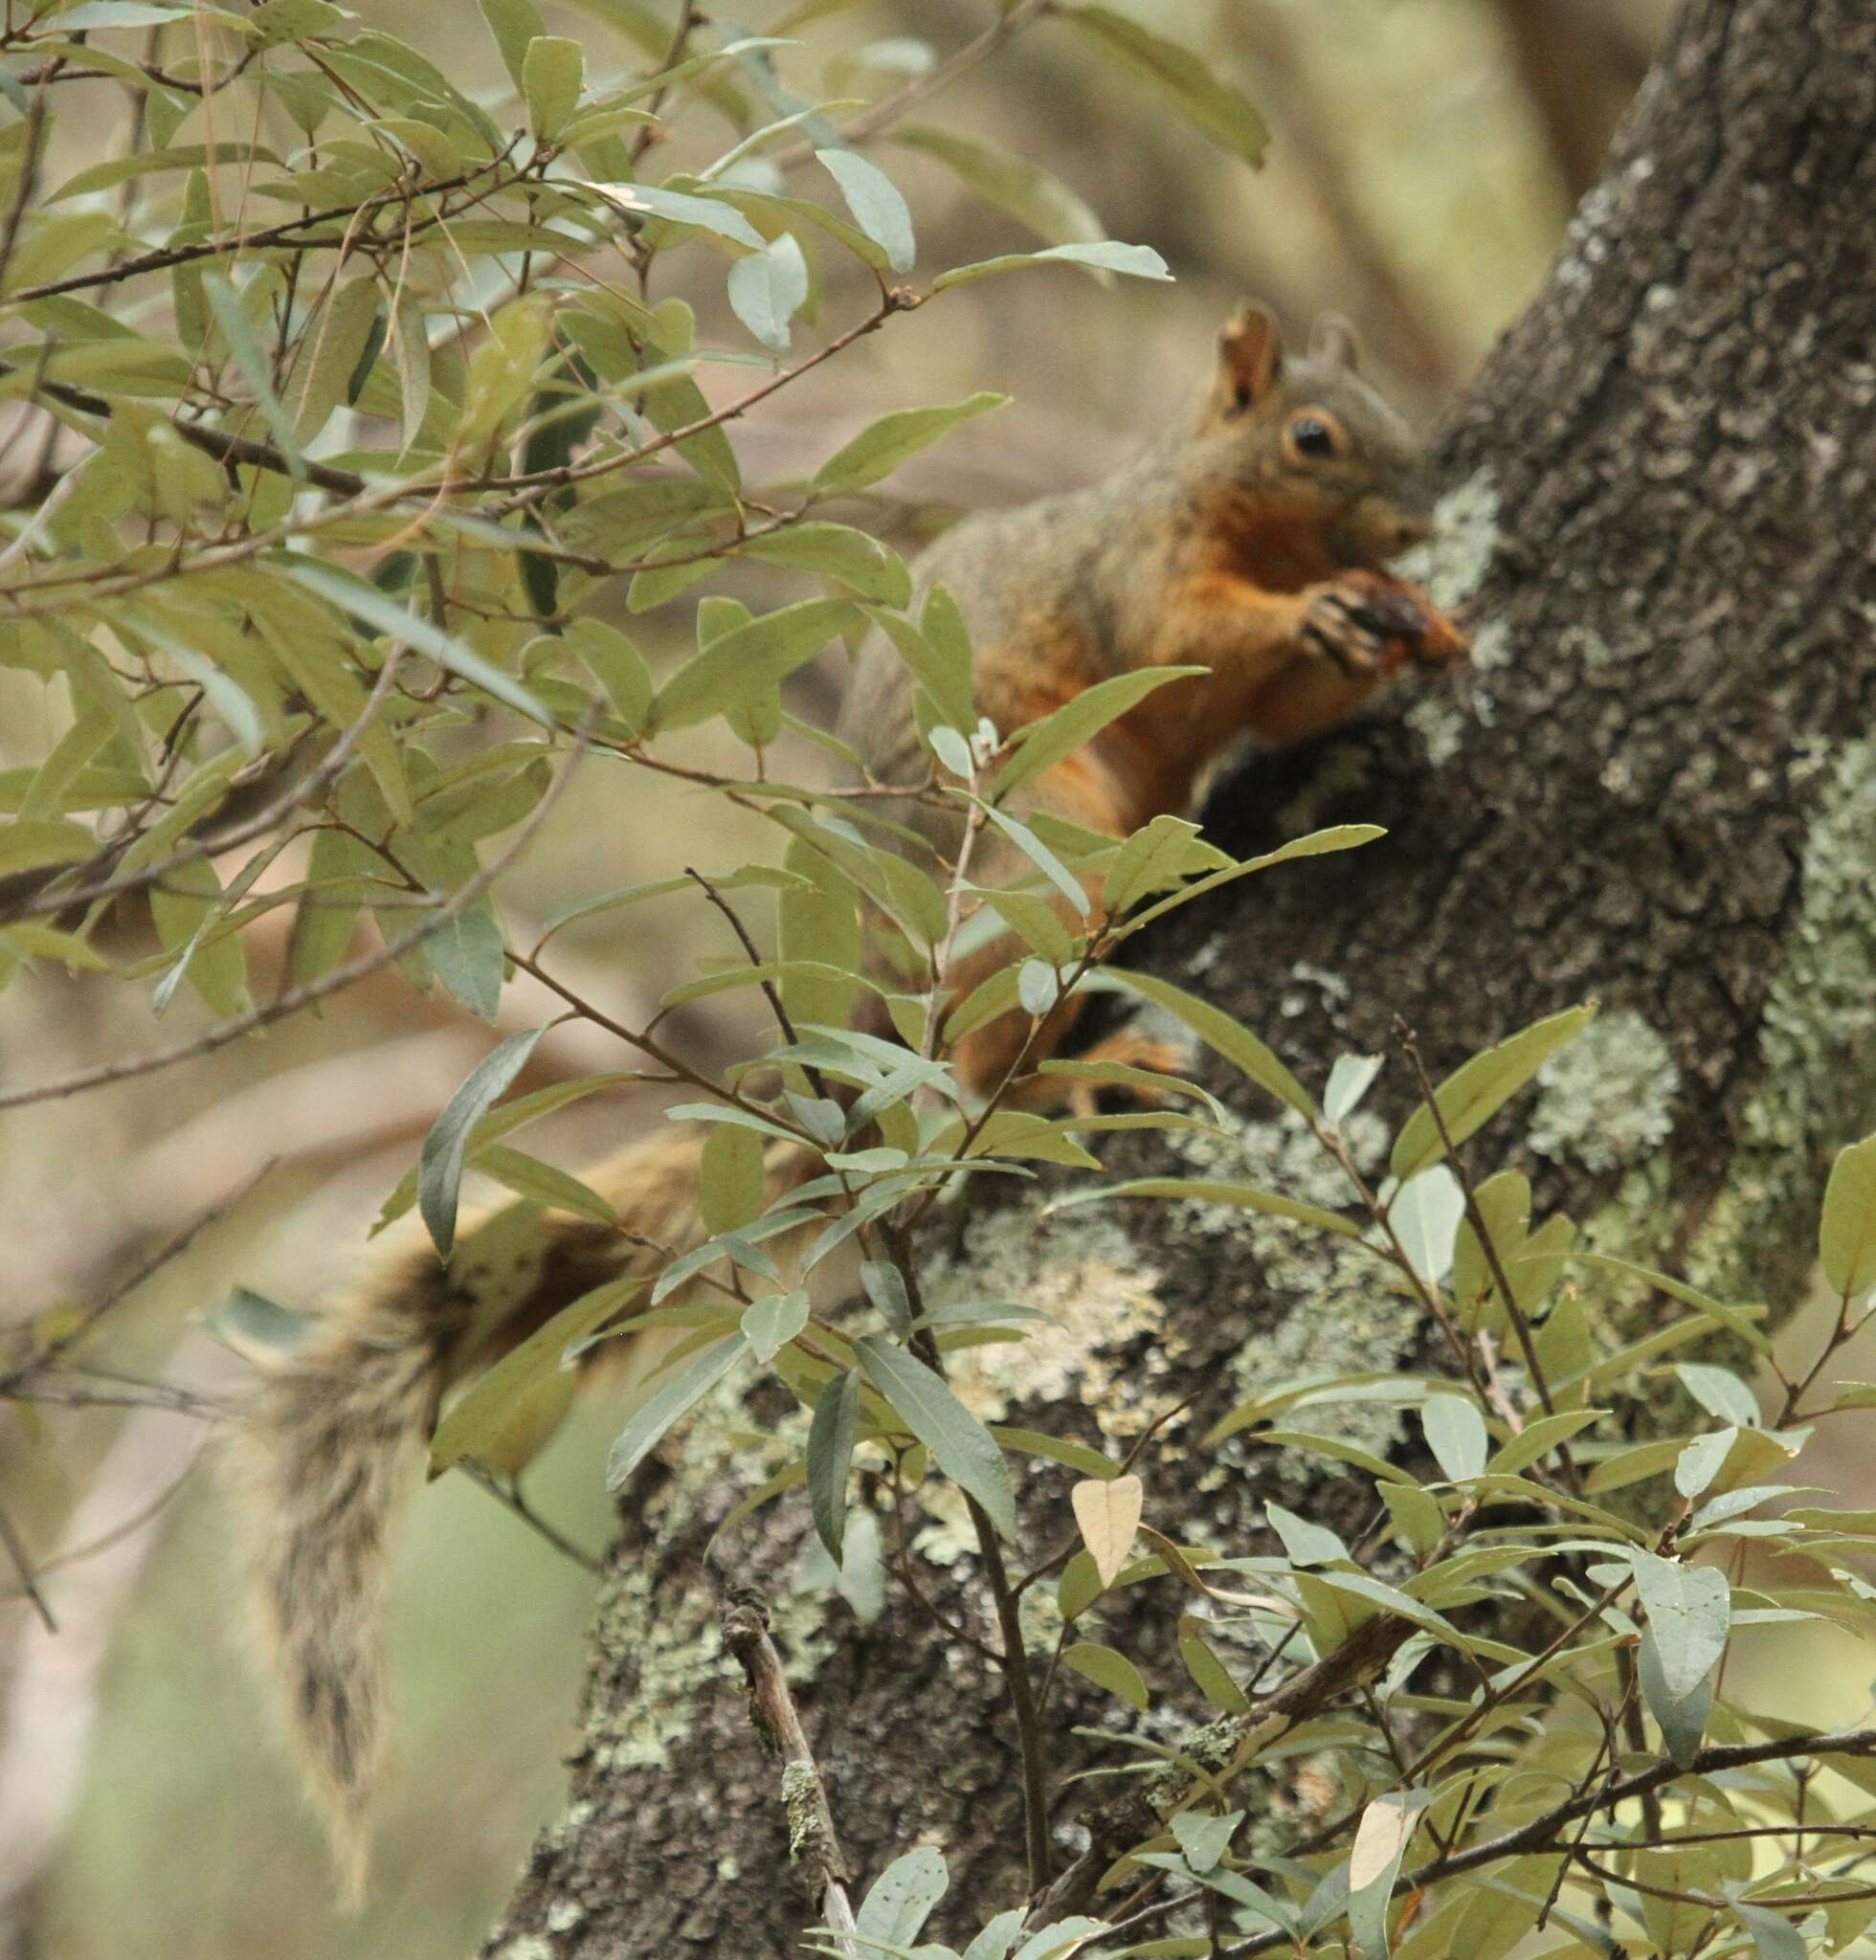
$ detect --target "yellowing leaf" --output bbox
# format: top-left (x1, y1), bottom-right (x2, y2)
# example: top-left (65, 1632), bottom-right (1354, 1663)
top-left (1071, 1472), bottom-right (1143, 1588)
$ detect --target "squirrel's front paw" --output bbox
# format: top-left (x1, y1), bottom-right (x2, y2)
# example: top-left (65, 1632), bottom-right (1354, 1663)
top-left (1302, 570), bottom-right (1469, 677)
top-left (1301, 573), bottom-right (1397, 676)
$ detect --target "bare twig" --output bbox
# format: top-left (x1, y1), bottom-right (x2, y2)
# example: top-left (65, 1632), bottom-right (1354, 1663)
top-left (720, 1587), bottom-right (858, 1952)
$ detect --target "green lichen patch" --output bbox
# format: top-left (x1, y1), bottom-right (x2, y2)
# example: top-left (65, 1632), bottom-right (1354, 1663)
top-left (1690, 740), bottom-right (1876, 1301)
top-left (929, 1205), bottom-right (1173, 1440)
top-left (587, 1563), bottom-right (724, 1773)
top-left (1164, 1109), bottom-right (1420, 1489)
top-left (1529, 1009), bottom-right (1681, 1175)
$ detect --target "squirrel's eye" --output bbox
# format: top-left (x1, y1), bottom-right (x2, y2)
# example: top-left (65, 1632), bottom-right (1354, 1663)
top-left (1287, 414), bottom-right (1339, 459)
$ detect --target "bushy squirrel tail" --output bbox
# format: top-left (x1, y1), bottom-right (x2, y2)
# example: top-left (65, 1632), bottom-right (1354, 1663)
top-left (232, 1125), bottom-right (758, 1902)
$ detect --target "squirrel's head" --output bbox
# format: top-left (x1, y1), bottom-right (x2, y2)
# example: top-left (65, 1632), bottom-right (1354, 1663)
top-left (1197, 302), bottom-right (1432, 568)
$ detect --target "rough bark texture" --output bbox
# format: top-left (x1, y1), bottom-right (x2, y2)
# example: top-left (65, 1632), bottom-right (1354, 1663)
top-left (484, 2), bottom-right (1876, 1953)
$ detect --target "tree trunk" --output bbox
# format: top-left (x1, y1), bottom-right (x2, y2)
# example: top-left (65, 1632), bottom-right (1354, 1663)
top-left (484, 0), bottom-right (1876, 1950)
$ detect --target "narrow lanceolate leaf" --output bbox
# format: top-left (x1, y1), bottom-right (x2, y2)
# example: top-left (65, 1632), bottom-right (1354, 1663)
top-left (1345, 1790), bottom-right (1435, 1959)
top-left (1051, 1177), bottom-right (1360, 1240)
top-left (807, 1367), bottom-right (861, 1564)
top-left (585, 180), bottom-right (765, 248)
top-left (930, 239), bottom-right (1173, 292)
top-left (1820, 1132), bottom-right (1876, 1298)
top-left (1391, 1004), bottom-right (1598, 1181)
top-left (1071, 1472), bottom-right (1143, 1588)
top-left (1325, 1054), bottom-right (1383, 1125)
top-left (809, 392), bottom-right (1006, 500)
top-left (856, 1334), bottom-right (1016, 1539)
top-left (652, 598), bottom-right (859, 730)
top-left (994, 666), bottom-right (1205, 796)
top-left (605, 1335), bottom-right (748, 1490)
top-left (816, 146), bottom-right (915, 273)
top-left (201, 274), bottom-right (305, 479)
top-left (418, 1027), bottom-right (547, 1258)
top-left (1100, 969), bottom-right (1312, 1116)
top-left (288, 563), bottom-right (552, 727)
top-left (1631, 1550), bottom-right (1731, 1701)
top-left (429, 1278), bottom-right (638, 1477)
top-left (1062, 8), bottom-right (1269, 166)
top-left (892, 123), bottom-right (1104, 248)
top-left (289, 272), bottom-right (379, 441)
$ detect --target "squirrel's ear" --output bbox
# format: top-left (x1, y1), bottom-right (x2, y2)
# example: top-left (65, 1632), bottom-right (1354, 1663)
top-left (1308, 312), bottom-right (1360, 372)
top-left (1217, 302), bottom-right (1284, 410)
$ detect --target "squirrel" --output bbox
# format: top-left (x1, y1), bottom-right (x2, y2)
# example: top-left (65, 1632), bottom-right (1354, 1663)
top-left (233, 300), bottom-right (1466, 1898)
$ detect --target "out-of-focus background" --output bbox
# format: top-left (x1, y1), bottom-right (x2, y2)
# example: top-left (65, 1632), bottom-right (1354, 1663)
top-left (33, 3), bottom-right (1874, 1955)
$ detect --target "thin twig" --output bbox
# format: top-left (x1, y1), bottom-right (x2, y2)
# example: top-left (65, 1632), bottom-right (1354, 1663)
top-left (0, 718), bottom-right (593, 1112)
top-left (464, 1466), bottom-right (603, 1575)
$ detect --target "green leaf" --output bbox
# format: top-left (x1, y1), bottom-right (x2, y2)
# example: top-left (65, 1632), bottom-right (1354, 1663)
top-left (653, 598), bottom-right (859, 731)
top-left (1325, 1055), bottom-right (1383, 1125)
top-left (807, 1367), bottom-right (860, 1564)
top-left (1732, 1901), bottom-right (1811, 1960)
top-left (1636, 1620), bottom-right (1714, 1769)
top-left (816, 147), bottom-right (915, 274)
top-left (478, 0), bottom-right (546, 90)
top-left (1569, 1250), bottom-right (1770, 1353)
top-left (726, 231), bottom-right (810, 351)
top-left (605, 1335), bottom-right (748, 1490)
top-left (586, 180), bottom-right (766, 248)
top-left (700, 1120), bottom-right (767, 1236)
top-left (475, 1146), bottom-right (619, 1227)
top-left (975, 805), bottom-right (1088, 917)
top-left (742, 1288), bottom-right (810, 1364)
top-left (963, 1909), bottom-right (1028, 1960)
top-left (430, 1277), bottom-right (637, 1476)
top-left (201, 275), bottom-right (305, 480)
top-left (201, 1285), bottom-right (311, 1359)
top-left (857, 1846), bottom-right (949, 1949)
top-left (1488, 1408), bottom-right (1606, 1479)
top-left (0, 817), bottom-right (100, 876)
top-left (1630, 1550), bottom-right (1730, 1701)
top-left (419, 1027), bottom-right (547, 1258)
top-left (523, 34), bottom-right (584, 143)
top-left (892, 123), bottom-right (1103, 247)
top-left (1676, 1362), bottom-right (1761, 1429)
top-left (1390, 1005), bottom-right (1597, 1181)
top-left (1421, 1392), bottom-right (1488, 1481)
top-left (1820, 1132), bottom-right (1876, 1298)
top-left (1099, 969), bottom-right (1311, 1116)
top-left (862, 602), bottom-right (975, 732)
top-left (1061, 1640), bottom-right (1149, 1711)
top-left (289, 273), bottom-right (379, 442)
top-left (1265, 1503), bottom-right (1347, 1568)
top-left (738, 523), bottom-right (911, 605)
top-left (1063, 7), bottom-right (1268, 166)
top-left (1049, 1177), bottom-right (1359, 1239)
top-left (930, 239), bottom-right (1173, 293)
top-left (423, 898), bottom-right (506, 1022)
top-left (994, 666), bottom-right (1204, 797)
top-left (1177, 1617), bottom-right (1249, 1714)
top-left (1391, 1165), bottom-right (1464, 1284)
top-left (810, 392), bottom-right (1006, 499)
top-left (856, 1334), bottom-right (1016, 1538)
top-left (288, 563), bottom-right (551, 728)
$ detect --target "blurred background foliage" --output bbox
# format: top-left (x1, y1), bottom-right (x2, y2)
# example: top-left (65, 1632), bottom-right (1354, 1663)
top-left (11, 0), bottom-right (1819, 1952)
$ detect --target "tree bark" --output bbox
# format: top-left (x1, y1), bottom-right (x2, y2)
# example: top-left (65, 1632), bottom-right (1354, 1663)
top-left (483, 1), bottom-right (1876, 1952)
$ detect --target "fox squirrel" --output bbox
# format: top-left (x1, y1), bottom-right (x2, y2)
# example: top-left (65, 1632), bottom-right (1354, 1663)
top-left (234, 301), bottom-right (1466, 1897)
